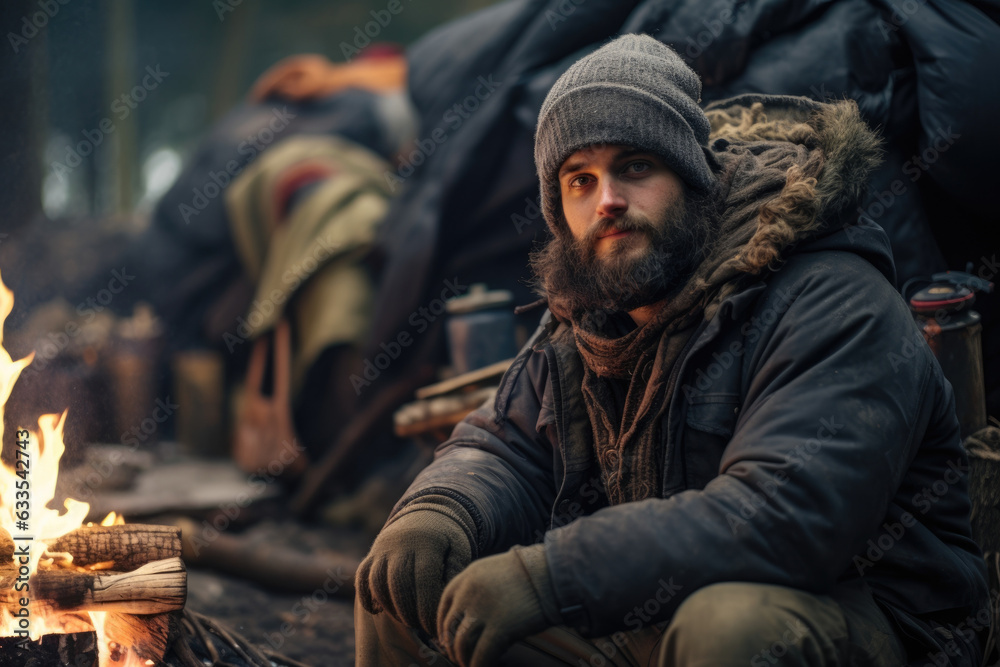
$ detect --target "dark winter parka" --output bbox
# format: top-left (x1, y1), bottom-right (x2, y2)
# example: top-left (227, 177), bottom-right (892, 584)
top-left (389, 97), bottom-right (990, 664)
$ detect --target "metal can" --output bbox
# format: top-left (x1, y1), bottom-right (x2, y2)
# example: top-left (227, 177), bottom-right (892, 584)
top-left (909, 280), bottom-right (987, 438)
top-left (446, 283), bottom-right (517, 375)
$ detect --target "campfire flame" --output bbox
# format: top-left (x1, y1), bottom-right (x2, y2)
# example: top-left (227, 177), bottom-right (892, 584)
top-left (0, 271), bottom-right (139, 664)
top-left (97, 511), bottom-right (125, 528)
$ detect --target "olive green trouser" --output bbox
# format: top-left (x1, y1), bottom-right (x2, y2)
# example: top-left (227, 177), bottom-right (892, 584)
top-left (355, 580), bottom-right (908, 666)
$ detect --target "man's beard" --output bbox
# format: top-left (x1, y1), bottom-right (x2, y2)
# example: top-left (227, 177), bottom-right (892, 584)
top-left (530, 191), bottom-right (719, 318)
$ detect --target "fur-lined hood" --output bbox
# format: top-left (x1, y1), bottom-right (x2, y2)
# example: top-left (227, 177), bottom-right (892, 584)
top-left (706, 93), bottom-right (883, 226)
top-left (699, 93), bottom-right (895, 293)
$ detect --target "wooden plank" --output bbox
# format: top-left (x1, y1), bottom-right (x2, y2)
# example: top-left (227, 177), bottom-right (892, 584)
top-left (414, 359), bottom-right (513, 400)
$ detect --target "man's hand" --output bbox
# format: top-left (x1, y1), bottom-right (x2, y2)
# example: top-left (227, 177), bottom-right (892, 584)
top-left (356, 498), bottom-right (475, 636)
top-left (436, 547), bottom-right (554, 667)
top-left (232, 320), bottom-right (307, 477)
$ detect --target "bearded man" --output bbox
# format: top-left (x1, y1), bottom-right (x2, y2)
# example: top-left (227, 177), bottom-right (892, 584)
top-left (354, 34), bottom-right (990, 667)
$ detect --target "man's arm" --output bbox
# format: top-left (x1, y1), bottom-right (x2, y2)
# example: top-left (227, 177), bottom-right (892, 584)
top-left (390, 333), bottom-right (559, 556)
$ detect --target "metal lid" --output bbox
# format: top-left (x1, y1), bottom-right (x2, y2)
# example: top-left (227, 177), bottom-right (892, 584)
top-left (909, 283), bottom-right (976, 314)
top-left (446, 283), bottom-right (513, 314)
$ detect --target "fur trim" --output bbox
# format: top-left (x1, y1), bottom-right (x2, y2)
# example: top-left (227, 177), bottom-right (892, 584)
top-left (704, 97), bottom-right (883, 277)
top-left (707, 97), bottom-right (883, 227)
top-left (809, 99), bottom-right (884, 222)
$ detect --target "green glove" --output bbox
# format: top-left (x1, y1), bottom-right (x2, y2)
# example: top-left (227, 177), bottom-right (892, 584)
top-left (436, 544), bottom-right (562, 667)
top-left (356, 494), bottom-right (477, 636)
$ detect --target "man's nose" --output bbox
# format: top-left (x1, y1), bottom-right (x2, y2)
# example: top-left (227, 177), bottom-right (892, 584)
top-left (595, 179), bottom-right (628, 219)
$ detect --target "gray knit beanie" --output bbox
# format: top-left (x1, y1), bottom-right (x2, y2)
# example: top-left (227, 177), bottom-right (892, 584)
top-left (534, 34), bottom-right (718, 236)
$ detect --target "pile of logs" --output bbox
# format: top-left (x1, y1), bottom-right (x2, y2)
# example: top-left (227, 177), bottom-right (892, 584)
top-left (1, 524), bottom-right (186, 664)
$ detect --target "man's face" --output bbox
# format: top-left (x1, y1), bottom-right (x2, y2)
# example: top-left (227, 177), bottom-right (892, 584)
top-left (558, 144), bottom-right (685, 261)
top-left (533, 143), bottom-right (713, 317)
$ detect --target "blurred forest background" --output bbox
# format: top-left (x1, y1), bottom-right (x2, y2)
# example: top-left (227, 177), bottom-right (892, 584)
top-left (0, 0), bottom-right (495, 233)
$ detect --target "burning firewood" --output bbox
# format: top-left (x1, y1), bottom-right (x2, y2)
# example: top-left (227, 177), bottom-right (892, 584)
top-left (1, 524), bottom-right (182, 571)
top-left (0, 612), bottom-right (173, 664)
top-left (2, 522), bottom-right (184, 665)
top-left (0, 556), bottom-right (186, 616)
top-left (1, 524), bottom-right (185, 618)
top-left (1, 524), bottom-right (185, 665)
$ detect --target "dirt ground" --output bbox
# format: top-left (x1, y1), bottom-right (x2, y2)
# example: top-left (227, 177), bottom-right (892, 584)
top-left (183, 521), bottom-right (367, 666)
top-left (187, 567), bottom-right (357, 665)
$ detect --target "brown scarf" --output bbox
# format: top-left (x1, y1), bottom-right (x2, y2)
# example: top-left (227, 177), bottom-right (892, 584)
top-left (569, 102), bottom-right (829, 505)
top-left (574, 290), bottom-right (705, 503)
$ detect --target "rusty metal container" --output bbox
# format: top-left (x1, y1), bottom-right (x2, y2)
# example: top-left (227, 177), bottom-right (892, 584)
top-left (908, 271), bottom-right (993, 439)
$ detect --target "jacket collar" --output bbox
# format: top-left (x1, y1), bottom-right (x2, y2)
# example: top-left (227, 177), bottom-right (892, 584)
top-left (692, 281), bottom-right (767, 352)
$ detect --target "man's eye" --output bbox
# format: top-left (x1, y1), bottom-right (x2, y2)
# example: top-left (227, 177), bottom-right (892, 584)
top-left (625, 161), bottom-right (650, 174)
top-left (569, 175), bottom-right (591, 187)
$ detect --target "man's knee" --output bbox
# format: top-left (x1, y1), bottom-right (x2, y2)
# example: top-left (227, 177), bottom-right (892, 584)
top-left (660, 582), bottom-right (845, 666)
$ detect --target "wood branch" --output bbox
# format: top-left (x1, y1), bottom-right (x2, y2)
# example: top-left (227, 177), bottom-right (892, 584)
top-left (0, 557), bottom-right (186, 615)
top-left (174, 517), bottom-right (356, 596)
top-left (1, 524), bottom-right (181, 569)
